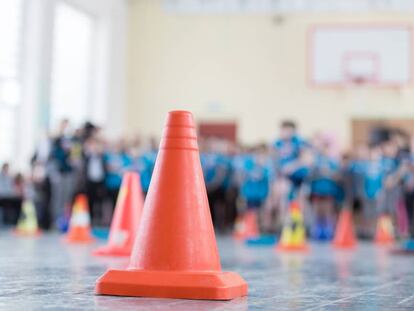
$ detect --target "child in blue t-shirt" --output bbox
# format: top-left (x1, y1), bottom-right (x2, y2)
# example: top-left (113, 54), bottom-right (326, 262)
top-left (273, 121), bottom-right (308, 173)
top-left (348, 146), bottom-right (369, 208)
top-left (239, 146), bottom-right (272, 210)
top-left (363, 146), bottom-right (385, 199)
top-left (137, 150), bottom-right (157, 194)
top-left (378, 140), bottom-right (401, 216)
top-left (127, 148), bottom-right (157, 195)
top-left (308, 141), bottom-right (340, 240)
top-left (310, 154), bottom-right (341, 200)
top-left (231, 149), bottom-right (250, 189)
top-left (271, 121), bottom-right (308, 224)
top-left (200, 152), bottom-right (220, 191)
top-left (361, 145), bottom-right (384, 238)
top-left (200, 140), bottom-right (231, 231)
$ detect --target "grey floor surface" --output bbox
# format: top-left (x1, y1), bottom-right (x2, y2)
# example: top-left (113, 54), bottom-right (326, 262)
top-left (0, 231), bottom-right (413, 310)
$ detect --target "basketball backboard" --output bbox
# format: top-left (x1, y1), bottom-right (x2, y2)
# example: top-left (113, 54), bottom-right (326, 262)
top-left (308, 25), bottom-right (413, 87)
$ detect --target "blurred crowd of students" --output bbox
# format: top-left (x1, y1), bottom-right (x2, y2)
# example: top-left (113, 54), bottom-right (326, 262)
top-left (1, 118), bottom-right (414, 241)
top-left (0, 119), bottom-right (157, 229)
top-left (200, 121), bottom-right (414, 240)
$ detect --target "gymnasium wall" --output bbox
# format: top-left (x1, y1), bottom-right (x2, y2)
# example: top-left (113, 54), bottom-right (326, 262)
top-left (126, 0), bottom-right (414, 148)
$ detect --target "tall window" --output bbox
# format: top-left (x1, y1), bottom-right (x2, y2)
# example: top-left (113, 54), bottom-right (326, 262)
top-left (0, 0), bottom-right (23, 164)
top-left (50, 2), bottom-right (94, 128)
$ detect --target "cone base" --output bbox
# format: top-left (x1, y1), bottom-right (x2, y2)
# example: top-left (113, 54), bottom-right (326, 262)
top-left (64, 234), bottom-right (95, 244)
top-left (374, 239), bottom-right (394, 246)
top-left (332, 241), bottom-right (357, 249)
top-left (64, 227), bottom-right (95, 244)
top-left (277, 244), bottom-right (310, 252)
top-left (65, 238), bottom-right (95, 244)
top-left (92, 245), bottom-right (131, 257)
top-left (14, 229), bottom-right (42, 237)
top-left (95, 269), bottom-right (248, 300)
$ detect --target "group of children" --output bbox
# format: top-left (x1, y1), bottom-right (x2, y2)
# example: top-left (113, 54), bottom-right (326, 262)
top-left (24, 119), bottom-right (158, 229)
top-left (201, 121), bottom-right (414, 241)
top-left (2, 118), bottom-right (414, 242)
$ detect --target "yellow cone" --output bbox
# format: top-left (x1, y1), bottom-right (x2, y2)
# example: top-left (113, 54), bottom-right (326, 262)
top-left (15, 200), bottom-right (41, 236)
top-left (276, 201), bottom-right (309, 252)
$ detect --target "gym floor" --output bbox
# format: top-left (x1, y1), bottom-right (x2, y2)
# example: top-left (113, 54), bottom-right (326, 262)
top-left (1, 232), bottom-right (413, 310)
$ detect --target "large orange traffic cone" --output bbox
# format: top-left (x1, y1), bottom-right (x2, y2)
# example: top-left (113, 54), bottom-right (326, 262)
top-left (277, 200), bottom-right (309, 252)
top-left (233, 209), bottom-right (259, 240)
top-left (332, 209), bottom-right (357, 249)
top-left (375, 214), bottom-right (395, 245)
top-left (93, 172), bottom-right (144, 257)
top-left (65, 194), bottom-right (95, 243)
top-left (96, 111), bottom-right (247, 300)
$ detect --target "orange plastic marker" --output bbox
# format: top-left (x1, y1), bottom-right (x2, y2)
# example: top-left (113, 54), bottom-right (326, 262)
top-left (332, 209), bottom-right (357, 249)
top-left (65, 194), bottom-right (95, 243)
top-left (95, 111), bottom-right (248, 300)
top-left (93, 172), bottom-right (144, 257)
top-left (233, 209), bottom-right (259, 240)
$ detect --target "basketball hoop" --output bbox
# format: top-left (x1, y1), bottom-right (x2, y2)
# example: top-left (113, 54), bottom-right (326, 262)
top-left (342, 51), bottom-right (404, 93)
top-left (342, 51), bottom-right (379, 90)
top-left (344, 74), bottom-right (402, 94)
top-left (342, 74), bottom-right (372, 113)
top-left (346, 75), bottom-right (370, 88)
top-left (310, 26), bottom-right (411, 88)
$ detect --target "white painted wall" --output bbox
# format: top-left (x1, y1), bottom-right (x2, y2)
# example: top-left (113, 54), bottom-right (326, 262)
top-left (126, 0), bottom-right (414, 147)
top-left (16, 0), bottom-right (128, 170)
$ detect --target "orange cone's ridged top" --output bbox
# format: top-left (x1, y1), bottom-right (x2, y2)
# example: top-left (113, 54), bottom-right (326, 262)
top-left (333, 209), bottom-right (357, 249)
top-left (93, 172), bottom-right (144, 257)
top-left (129, 111), bottom-right (221, 271)
top-left (95, 111), bottom-right (247, 300)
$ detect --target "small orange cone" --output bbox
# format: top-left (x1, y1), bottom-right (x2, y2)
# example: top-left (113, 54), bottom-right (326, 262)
top-left (233, 209), bottom-right (259, 240)
top-left (65, 194), bottom-right (95, 243)
top-left (332, 209), bottom-right (357, 249)
top-left (276, 200), bottom-right (309, 252)
top-left (375, 214), bottom-right (395, 245)
top-left (95, 111), bottom-right (247, 300)
top-left (93, 172), bottom-right (144, 257)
